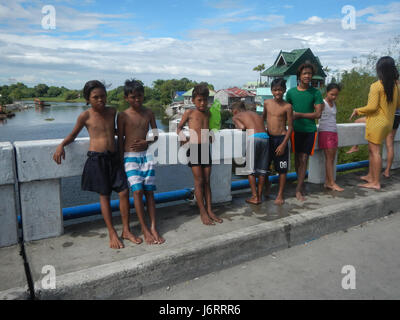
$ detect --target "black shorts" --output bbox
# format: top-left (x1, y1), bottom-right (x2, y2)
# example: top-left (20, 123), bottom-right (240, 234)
top-left (393, 115), bottom-right (400, 130)
top-left (291, 131), bottom-right (317, 156)
top-left (81, 151), bottom-right (128, 196)
top-left (268, 135), bottom-right (289, 174)
top-left (248, 137), bottom-right (269, 176)
top-left (187, 144), bottom-right (212, 167)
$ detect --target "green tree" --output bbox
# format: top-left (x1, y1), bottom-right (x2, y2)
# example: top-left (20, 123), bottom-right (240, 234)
top-left (253, 64), bottom-right (265, 87)
top-left (34, 84), bottom-right (49, 97)
top-left (47, 86), bottom-right (62, 97)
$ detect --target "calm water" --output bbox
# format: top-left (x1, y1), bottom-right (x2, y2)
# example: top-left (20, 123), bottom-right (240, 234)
top-left (1, 102), bottom-right (194, 209)
top-left (0, 101), bottom-right (167, 142)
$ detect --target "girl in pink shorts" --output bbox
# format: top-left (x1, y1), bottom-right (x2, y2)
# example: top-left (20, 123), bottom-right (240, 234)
top-left (318, 83), bottom-right (344, 191)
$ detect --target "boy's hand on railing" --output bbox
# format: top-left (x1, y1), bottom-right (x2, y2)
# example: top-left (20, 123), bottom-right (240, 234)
top-left (53, 146), bottom-right (65, 165)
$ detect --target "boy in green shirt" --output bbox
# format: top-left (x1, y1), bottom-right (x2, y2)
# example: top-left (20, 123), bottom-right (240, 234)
top-left (286, 63), bottom-right (324, 201)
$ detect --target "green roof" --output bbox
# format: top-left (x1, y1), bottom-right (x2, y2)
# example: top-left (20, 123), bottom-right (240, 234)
top-left (262, 48), bottom-right (326, 79)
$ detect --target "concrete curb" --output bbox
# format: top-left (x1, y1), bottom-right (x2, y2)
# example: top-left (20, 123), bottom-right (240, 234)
top-left (35, 189), bottom-right (400, 299)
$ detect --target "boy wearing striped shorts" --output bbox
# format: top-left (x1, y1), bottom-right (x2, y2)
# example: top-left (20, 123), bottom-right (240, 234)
top-left (117, 79), bottom-right (164, 244)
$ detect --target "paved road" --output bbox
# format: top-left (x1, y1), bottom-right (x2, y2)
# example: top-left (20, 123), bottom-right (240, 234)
top-left (133, 213), bottom-right (400, 300)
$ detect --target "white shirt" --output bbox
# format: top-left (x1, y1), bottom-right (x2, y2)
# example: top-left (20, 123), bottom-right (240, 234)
top-left (318, 99), bottom-right (337, 132)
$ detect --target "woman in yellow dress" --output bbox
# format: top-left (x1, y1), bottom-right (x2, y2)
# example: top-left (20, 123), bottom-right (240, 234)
top-left (350, 56), bottom-right (400, 190)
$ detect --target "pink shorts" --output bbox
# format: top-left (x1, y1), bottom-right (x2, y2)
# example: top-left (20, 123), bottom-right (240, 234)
top-left (318, 131), bottom-right (338, 149)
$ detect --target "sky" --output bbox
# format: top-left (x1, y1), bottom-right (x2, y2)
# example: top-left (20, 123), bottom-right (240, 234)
top-left (0, 0), bottom-right (399, 90)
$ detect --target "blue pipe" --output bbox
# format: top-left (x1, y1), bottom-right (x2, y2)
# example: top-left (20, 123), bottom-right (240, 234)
top-left (62, 188), bottom-right (193, 221)
top-left (16, 160), bottom-right (370, 224)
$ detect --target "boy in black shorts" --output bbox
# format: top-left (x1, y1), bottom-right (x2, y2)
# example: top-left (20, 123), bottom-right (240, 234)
top-left (177, 84), bottom-right (223, 225)
top-left (53, 80), bottom-right (142, 249)
top-left (263, 78), bottom-right (293, 205)
top-left (286, 63), bottom-right (323, 201)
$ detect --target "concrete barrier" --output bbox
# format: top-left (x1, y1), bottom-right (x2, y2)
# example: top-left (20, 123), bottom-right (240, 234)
top-left (0, 142), bottom-right (18, 247)
top-left (14, 131), bottom-right (242, 242)
top-left (309, 123), bottom-right (365, 184)
top-left (309, 123), bottom-right (400, 184)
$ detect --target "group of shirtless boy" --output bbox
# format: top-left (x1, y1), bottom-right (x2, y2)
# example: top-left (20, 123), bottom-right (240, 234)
top-left (53, 62), bottom-right (327, 250)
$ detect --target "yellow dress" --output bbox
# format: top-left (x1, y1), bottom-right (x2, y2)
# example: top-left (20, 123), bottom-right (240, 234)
top-left (356, 81), bottom-right (400, 144)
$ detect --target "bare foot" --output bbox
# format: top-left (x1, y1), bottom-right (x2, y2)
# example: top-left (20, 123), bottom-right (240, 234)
top-left (358, 182), bottom-right (381, 190)
top-left (346, 146), bottom-right (359, 154)
top-left (143, 229), bottom-right (157, 244)
top-left (274, 197), bottom-right (284, 205)
top-left (324, 184), bottom-right (344, 192)
top-left (200, 210), bottom-right (215, 225)
top-left (207, 209), bottom-right (223, 223)
top-left (382, 171), bottom-right (390, 178)
top-left (295, 191), bottom-right (306, 202)
top-left (121, 229), bottom-right (142, 245)
top-left (109, 231), bottom-right (124, 249)
top-left (150, 227), bottom-right (165, 244)
top-left (360, 175), bottom-right (372, 183)
top-left (246, 196), bottom-right (260, 205)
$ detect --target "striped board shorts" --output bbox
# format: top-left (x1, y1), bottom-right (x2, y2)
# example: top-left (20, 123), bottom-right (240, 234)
top-left (124, 151), bottom-right (156, 192)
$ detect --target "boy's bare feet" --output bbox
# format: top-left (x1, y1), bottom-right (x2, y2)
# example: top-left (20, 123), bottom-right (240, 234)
top-left (274, 196), bottom-right (284, 205)
top-left (246, 196), bottom-right (260, 205)
top-left (382, 171), bottom-right (390, 178)
top-left (295, 190), bottom-right (306, 202)
top-left (346, 146), bottom-right (359, 154)
top-left (358, 182), bottom-right (381, 190)
top-left (200, 209), bottom-right (215, 225)
top-left (121, 230), bottom-right (143, 245)
top-left (207, 209), bottom-right (223, 223)
top-left (109, 230), bottom-right (124, 249)
top-left (150, 227), bottom-right (165, 244)
top-left (143, 229), bottom-right (158, 244)
top-left (324, 183), bottom-right (344, 192)
top-left (360, 174), bottom-right (372, 183)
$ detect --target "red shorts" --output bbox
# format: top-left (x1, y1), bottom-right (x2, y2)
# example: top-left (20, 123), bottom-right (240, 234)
top-left (318, 131), bottom-right (338, 149)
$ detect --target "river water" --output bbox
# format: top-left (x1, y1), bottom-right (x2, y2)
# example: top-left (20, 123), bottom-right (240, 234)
top-left (1, 102), bottom-right (195, 209)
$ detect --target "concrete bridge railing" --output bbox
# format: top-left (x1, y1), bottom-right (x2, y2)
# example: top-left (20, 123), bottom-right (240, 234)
top-left (1, 124), bottom-right (400, 246)
top-left (0, 142), bottom-right (18, 247)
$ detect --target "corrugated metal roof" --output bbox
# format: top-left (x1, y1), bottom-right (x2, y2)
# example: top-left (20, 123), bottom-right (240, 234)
top-left (218, 87), bottom-right (256, 97)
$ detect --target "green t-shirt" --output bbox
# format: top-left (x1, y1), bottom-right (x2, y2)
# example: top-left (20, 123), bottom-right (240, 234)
top-left (286, 87), bottom-right (323, 132)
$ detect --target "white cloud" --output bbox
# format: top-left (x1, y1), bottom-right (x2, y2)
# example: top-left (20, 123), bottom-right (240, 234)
top-left (0, 2), bottom-right (399, 90)
top-left (302, 16), bottom-right (324, 25)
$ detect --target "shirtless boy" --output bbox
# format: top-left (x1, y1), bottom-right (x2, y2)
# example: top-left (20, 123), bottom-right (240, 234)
top-left (53, 80), bottom-right (142, 249)
top-left (118, 79), bottom-right (165, 244)
top-left (263, 78), bottom-right (293, 205)
top-left (177, 84), bottom-right (223, 225)
top-left (286, 63), bottom-right (323, 201)
top-left (232, 101), bottom-right (269, 205)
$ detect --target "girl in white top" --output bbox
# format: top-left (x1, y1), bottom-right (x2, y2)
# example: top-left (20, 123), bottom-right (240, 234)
top-left (318, 83), bottom-right (344, 191)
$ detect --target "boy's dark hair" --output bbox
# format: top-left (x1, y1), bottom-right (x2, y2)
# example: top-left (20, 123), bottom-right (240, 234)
top-left (192, 83), bottom-right (209, 99)
top-left (83, 80), bottom-right (107, 103)
top-left (297, 62), bottom-right (316, 79)
top-left (326, 83), bottom-right (341, 92)
top-left (271, 78), bottom-right (287, 90)
top-left (124, 79), bottom-right (145, 97)
top-left (231, 101), bottom-right (246, 111)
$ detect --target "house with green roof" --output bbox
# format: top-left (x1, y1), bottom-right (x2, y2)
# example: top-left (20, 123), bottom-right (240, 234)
top-left (261, 48), bottom-right (326, 88)
top-left (256, 48), bottom-right (327, 106)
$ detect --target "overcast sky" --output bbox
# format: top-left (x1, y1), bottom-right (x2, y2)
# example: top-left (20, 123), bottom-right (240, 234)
top-left (0, 0), bottom-right (399, 90)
